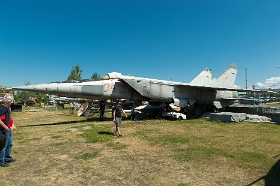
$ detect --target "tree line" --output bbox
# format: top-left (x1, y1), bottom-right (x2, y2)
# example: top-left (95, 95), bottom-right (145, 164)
top-left (67, 65), bottom-right (101, 81)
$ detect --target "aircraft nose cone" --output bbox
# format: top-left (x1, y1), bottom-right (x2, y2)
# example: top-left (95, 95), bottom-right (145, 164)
top-left (12, 85), bottom-right (36, 91)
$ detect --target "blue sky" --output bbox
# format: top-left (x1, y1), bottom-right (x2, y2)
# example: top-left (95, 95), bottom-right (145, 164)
top-left (1, 0), bottom-right (280, 89)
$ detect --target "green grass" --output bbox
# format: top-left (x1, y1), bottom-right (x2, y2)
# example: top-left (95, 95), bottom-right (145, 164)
top-left (174, 146), bottom-right (235, 162)
top-left (50, 142), bottom-right (67, 147)
top-left (76, 152), bottom-right (100, 160)
top-left (9, 109), bottom-right (280, 185)
top-left (237, 151), bottom-right (268, 169)
top-left (82, 167), bottom-right (92, 173)
top-left (177, 184), bottom-right (188, 186)
top-left (51, 135), bottom-right (62, 139)
top-left (144, 134), bottom-right (190, 146)
top-left (106, 142), bottom-right (128, 150)
top-left (78, 124), bottom-right (114, 143)
top-left (129, 118), bottom-right (280, 177)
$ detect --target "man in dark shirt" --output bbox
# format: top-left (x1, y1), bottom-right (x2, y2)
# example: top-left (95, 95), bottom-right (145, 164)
top-left (99, 100), bottom-right (106, 121)
top-left (112, 100), bottom-right (127, 136)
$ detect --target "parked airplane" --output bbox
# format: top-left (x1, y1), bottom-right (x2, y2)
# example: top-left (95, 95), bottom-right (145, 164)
top-left (12, 64), bottom-right (259, 116)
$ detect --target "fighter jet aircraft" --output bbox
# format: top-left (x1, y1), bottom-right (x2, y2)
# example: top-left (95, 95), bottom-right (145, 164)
top-left (12, 63), bottom-right (256, 116)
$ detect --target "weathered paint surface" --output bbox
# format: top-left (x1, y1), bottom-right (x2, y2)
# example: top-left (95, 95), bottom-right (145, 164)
top-left (13, 64), bottom-right (243, 108)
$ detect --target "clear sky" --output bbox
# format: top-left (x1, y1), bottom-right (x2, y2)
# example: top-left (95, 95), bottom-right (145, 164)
top-left (1, 0), bottom-right (279, 89)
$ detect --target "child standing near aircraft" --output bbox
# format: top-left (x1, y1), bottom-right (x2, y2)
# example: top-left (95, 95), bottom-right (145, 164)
top-left (112, 100), bottom-right (127, 136)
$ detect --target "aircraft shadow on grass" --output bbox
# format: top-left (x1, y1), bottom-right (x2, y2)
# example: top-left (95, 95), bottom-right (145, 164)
top-left (18, 119), bottom-right (89, 127)
top-left (247, 157), bottom-right (280, 186)
top-left (17, 116), bottom-right (116, 127)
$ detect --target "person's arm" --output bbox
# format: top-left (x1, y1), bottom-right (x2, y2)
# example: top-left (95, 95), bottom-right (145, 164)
top-left (10, 123), bottom-right (16, 130)
top-left (122, 109), bottom-right (127, 118)
top-left (0, 120), bottom-right (9, 131)
top-left (113, 110), bottom-right (116, 121)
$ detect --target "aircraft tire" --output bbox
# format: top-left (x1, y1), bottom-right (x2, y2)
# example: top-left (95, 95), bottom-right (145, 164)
top-left (194, 108), bottom-right (202, 118)
top-left (133, 113), bottom-right (141, 120)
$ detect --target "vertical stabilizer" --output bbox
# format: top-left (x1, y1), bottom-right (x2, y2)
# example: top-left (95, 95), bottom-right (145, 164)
top-left (211, 63), bottom-right (237, 88)
top-left (190, 68), bottom-right (212, 86)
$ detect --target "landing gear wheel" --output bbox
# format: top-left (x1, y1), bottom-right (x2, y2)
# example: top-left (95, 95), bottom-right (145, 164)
top-left (194, 108), bottom-right (202, 118)
top-left (132, 112), bottom-right (141, 120)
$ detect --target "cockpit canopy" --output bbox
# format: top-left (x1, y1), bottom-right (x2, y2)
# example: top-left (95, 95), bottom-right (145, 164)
top-left (103, 72), bottom-right (122, 80)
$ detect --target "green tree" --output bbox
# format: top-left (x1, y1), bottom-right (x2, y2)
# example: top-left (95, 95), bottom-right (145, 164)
top-left (91, 72), bottom-right (101, 80)
top-left (13, 81), bottom-right (37, 105)
top-left (67, 65), bottom-right (82, 81)
top-left (36, 93), bottom-right (50, 105)
top-left (14, 90), bottom-right (50, 106)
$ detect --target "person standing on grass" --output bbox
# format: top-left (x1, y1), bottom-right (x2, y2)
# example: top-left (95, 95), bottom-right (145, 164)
top-left (99, 100), bottom-right (106, 121)
top-left (0, 95), bottom-right (14, 167)
top-left (113, 100), bottom-right (127, 136)
top-left (0, 114), bottom-right (16, 164)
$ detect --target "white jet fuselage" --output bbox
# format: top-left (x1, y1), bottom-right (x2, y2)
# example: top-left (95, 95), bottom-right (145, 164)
top-left (13, 64), bottom-right (240, 108)
top-left (15, 78), bottom-right (236, 107)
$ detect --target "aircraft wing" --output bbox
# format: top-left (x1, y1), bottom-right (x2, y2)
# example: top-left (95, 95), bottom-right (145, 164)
top-left (175, 81), bottom-right (274, 93)
top-left (120, 77), bottom-right (271, 95)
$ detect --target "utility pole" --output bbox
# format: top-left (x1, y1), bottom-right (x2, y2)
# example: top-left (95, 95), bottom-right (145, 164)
top-left (245, 68), bottom-right (248, 97)
top-left (245, 68), bottom-right (248, 90)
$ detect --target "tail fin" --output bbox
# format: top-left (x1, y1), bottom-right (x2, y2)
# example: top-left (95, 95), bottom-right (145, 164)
top-left (190, 68), bottom-right (212, 86)
top-left (211, 63), bottom-right (237, 88)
